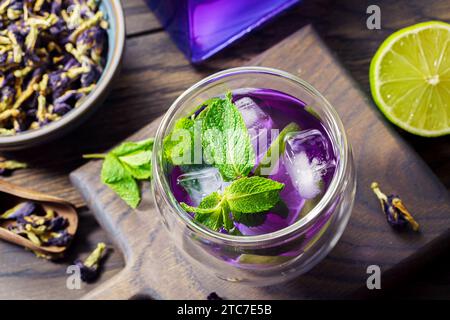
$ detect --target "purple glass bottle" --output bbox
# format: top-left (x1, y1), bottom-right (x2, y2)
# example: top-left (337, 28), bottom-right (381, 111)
top-left (146, 0), bottom-right (300, 62)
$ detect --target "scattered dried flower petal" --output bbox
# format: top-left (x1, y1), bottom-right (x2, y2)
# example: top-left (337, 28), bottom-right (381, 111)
top-left (371, 182), bottom-right (420, 232)
top-left (74, 242), bottom-right (106, 282)
top-left (207, 292), bottom-right (224, 300)
top-left (0, 157), bottom-right (27, 175)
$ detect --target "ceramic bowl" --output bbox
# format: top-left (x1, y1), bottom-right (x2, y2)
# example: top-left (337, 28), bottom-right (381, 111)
top-left (0, 0), bottom-right (126, 150)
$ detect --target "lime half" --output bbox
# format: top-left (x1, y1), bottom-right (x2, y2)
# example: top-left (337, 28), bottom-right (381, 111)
top-left (370, 21), bottom-right (450, 137)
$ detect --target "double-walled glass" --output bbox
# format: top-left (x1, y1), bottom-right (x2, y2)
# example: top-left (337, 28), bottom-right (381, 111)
top-left (152, 67), bottom-right (356, 286)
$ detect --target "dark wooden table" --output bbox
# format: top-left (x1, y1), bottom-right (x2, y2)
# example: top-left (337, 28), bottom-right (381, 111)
top-left (0, 0), bottom-right (449, 299)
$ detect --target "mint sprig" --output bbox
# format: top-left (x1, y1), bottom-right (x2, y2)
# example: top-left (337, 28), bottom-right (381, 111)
top-left (181, 176), bottom-right (284, 232)
top-left (164, 93), bottom-right (255, 181)
top-left (201, 93), bottom-right (255, 181)
top-left (84, 138), bottom-right (154, 208)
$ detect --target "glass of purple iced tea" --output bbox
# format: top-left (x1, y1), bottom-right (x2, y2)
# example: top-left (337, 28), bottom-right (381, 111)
top-left (152, 67), bottom-right (356, 285)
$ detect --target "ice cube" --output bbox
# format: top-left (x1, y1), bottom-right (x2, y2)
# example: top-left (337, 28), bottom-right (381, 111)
top-left (177, 167), bottom-right (226, 206)
top-left (284, 130), bottom-right (335, 199)
top-left (235, 97), bottom-right (274, 160)
top-left (285, 129), bottom-right (333, 162)
top-left (235, 97), bottom-right (273, 131)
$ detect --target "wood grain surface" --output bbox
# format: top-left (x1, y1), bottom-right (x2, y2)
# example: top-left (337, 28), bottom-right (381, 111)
top-left (71, 25), bottom-right (450, 300)
top-left (0, 0), bottom-right (449, 299)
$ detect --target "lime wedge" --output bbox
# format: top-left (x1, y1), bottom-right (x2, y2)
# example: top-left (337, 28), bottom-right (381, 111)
top-left (370, 21), bottom-right (450, 137)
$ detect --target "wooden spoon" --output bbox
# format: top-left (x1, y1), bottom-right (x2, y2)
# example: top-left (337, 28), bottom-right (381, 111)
top-left (0, 179), bottom-right (78, 257)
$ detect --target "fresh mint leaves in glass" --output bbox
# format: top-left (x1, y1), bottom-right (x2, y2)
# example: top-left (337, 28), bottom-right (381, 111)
top-left (152, 67), bottom-right (356, 285)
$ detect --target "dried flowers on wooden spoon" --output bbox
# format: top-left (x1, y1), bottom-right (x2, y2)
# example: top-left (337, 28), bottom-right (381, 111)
top-left (0, 179), bottom-right (78, 258)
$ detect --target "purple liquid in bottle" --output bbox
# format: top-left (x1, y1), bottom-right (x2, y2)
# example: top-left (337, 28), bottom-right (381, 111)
top-left (146, 0), bottom-right (300, 62)
top-left (169, 88), bottom-right (337, 236)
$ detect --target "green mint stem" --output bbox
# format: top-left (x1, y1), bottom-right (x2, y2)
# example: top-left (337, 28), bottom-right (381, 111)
top-left (83, 153), bottom-right (107, 159)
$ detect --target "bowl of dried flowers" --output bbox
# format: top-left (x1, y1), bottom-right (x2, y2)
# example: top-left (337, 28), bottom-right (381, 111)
top-left (0, 0), bottom-right (125, 149)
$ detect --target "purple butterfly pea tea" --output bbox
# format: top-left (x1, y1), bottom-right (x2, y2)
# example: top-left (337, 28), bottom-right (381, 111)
top-left (168, 88), bottom-right (338, 237)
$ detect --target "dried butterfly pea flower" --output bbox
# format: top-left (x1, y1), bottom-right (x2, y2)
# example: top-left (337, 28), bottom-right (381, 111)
top-left (53, 89), bottom-right (82, 115)
top-left (207, 292), bottom-right (224, 300)
top-left (47, 215), bottom-right (69, 231)
top-left (33, 0), bottom-right (45, 12)
top-left (90, 27), bottom-right (106, 65)
top-left (21, 209), bottom-right (69, 232)
top-left (53, 83), bottom-right (94, 114)
top-left (7, 30), bottom-right (23, 63)
top-left (25, 223), bottom-right (47, 235)
top-left (68, 10), bottom-right (103, 43)
top-left (6, 4), bottom-right (22, 21)
top-left (0, 1), bottom-right (11, 15)
top-left (7, 219), bottom-right (44, 247)
top-left (74, 242), bottom-right (106, 282)
top-left (43, 229), bottom-right (72, 246)
top-left (32, 250), bottom-right (59, 260)
top-left (18, 215), bottom-right (44, 227)
top-left (0, 201), bottom-right (35, 219)
top-left (371, 182), bottom-right (419, 231)
top-left (0, 157), bottom-right (27, 175)
top-left (81, 63), bottom-right (100, 87)
top-left (1, 86), bottom-right (15, 108)
top-left (66, 2), bottom-right (82, 30)
top-left (0, 51), bottom-right (15, 68)
top-left (24, 229), bottom-right (42, 245)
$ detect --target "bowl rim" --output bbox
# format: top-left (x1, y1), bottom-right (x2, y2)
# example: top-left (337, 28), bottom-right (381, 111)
top-left (0, 0), bottom-right (126, 147)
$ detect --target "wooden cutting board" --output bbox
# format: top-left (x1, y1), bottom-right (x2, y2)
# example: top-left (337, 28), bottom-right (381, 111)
top-left (70, 25), bottom-right (450, 299)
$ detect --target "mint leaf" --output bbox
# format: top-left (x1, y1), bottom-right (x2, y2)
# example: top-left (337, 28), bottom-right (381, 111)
top-left (106, 177), bottom-right (140, 209)
top-left (254, 122), bottom-right (300, 176)
top-left (122, 161), bottom-right (152, 180)
top-left (224, 176), bottom-right (284, 214)
top-left (181, 192), bottom-right (225, 231)
top-left (163, 118), bottom-right (196, 165)
top-left (85, 138), bottom-right (154, 209)
top-left (163, 97), bottom-right (220, 167)
top-left (181, 193), bottom-right (235, 232)
top-left (101, 154), bottom-right (140, 208)
top-left (111, 138), bottom-right (154, 180)
top-left (111, 138), bottom-right (154, 157)
top-left (119, 151), bottom-right (152, 180)
top-left (201, 93), bottom-right (255, 181)
top-left (101, 154), bottom-right (126, 184)
top-left (232, 200), bottom-right (289, 227)
top-left (181, 176), bottom-right (284, 233)
top-left (181, 192), bottom-right (223, 215)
